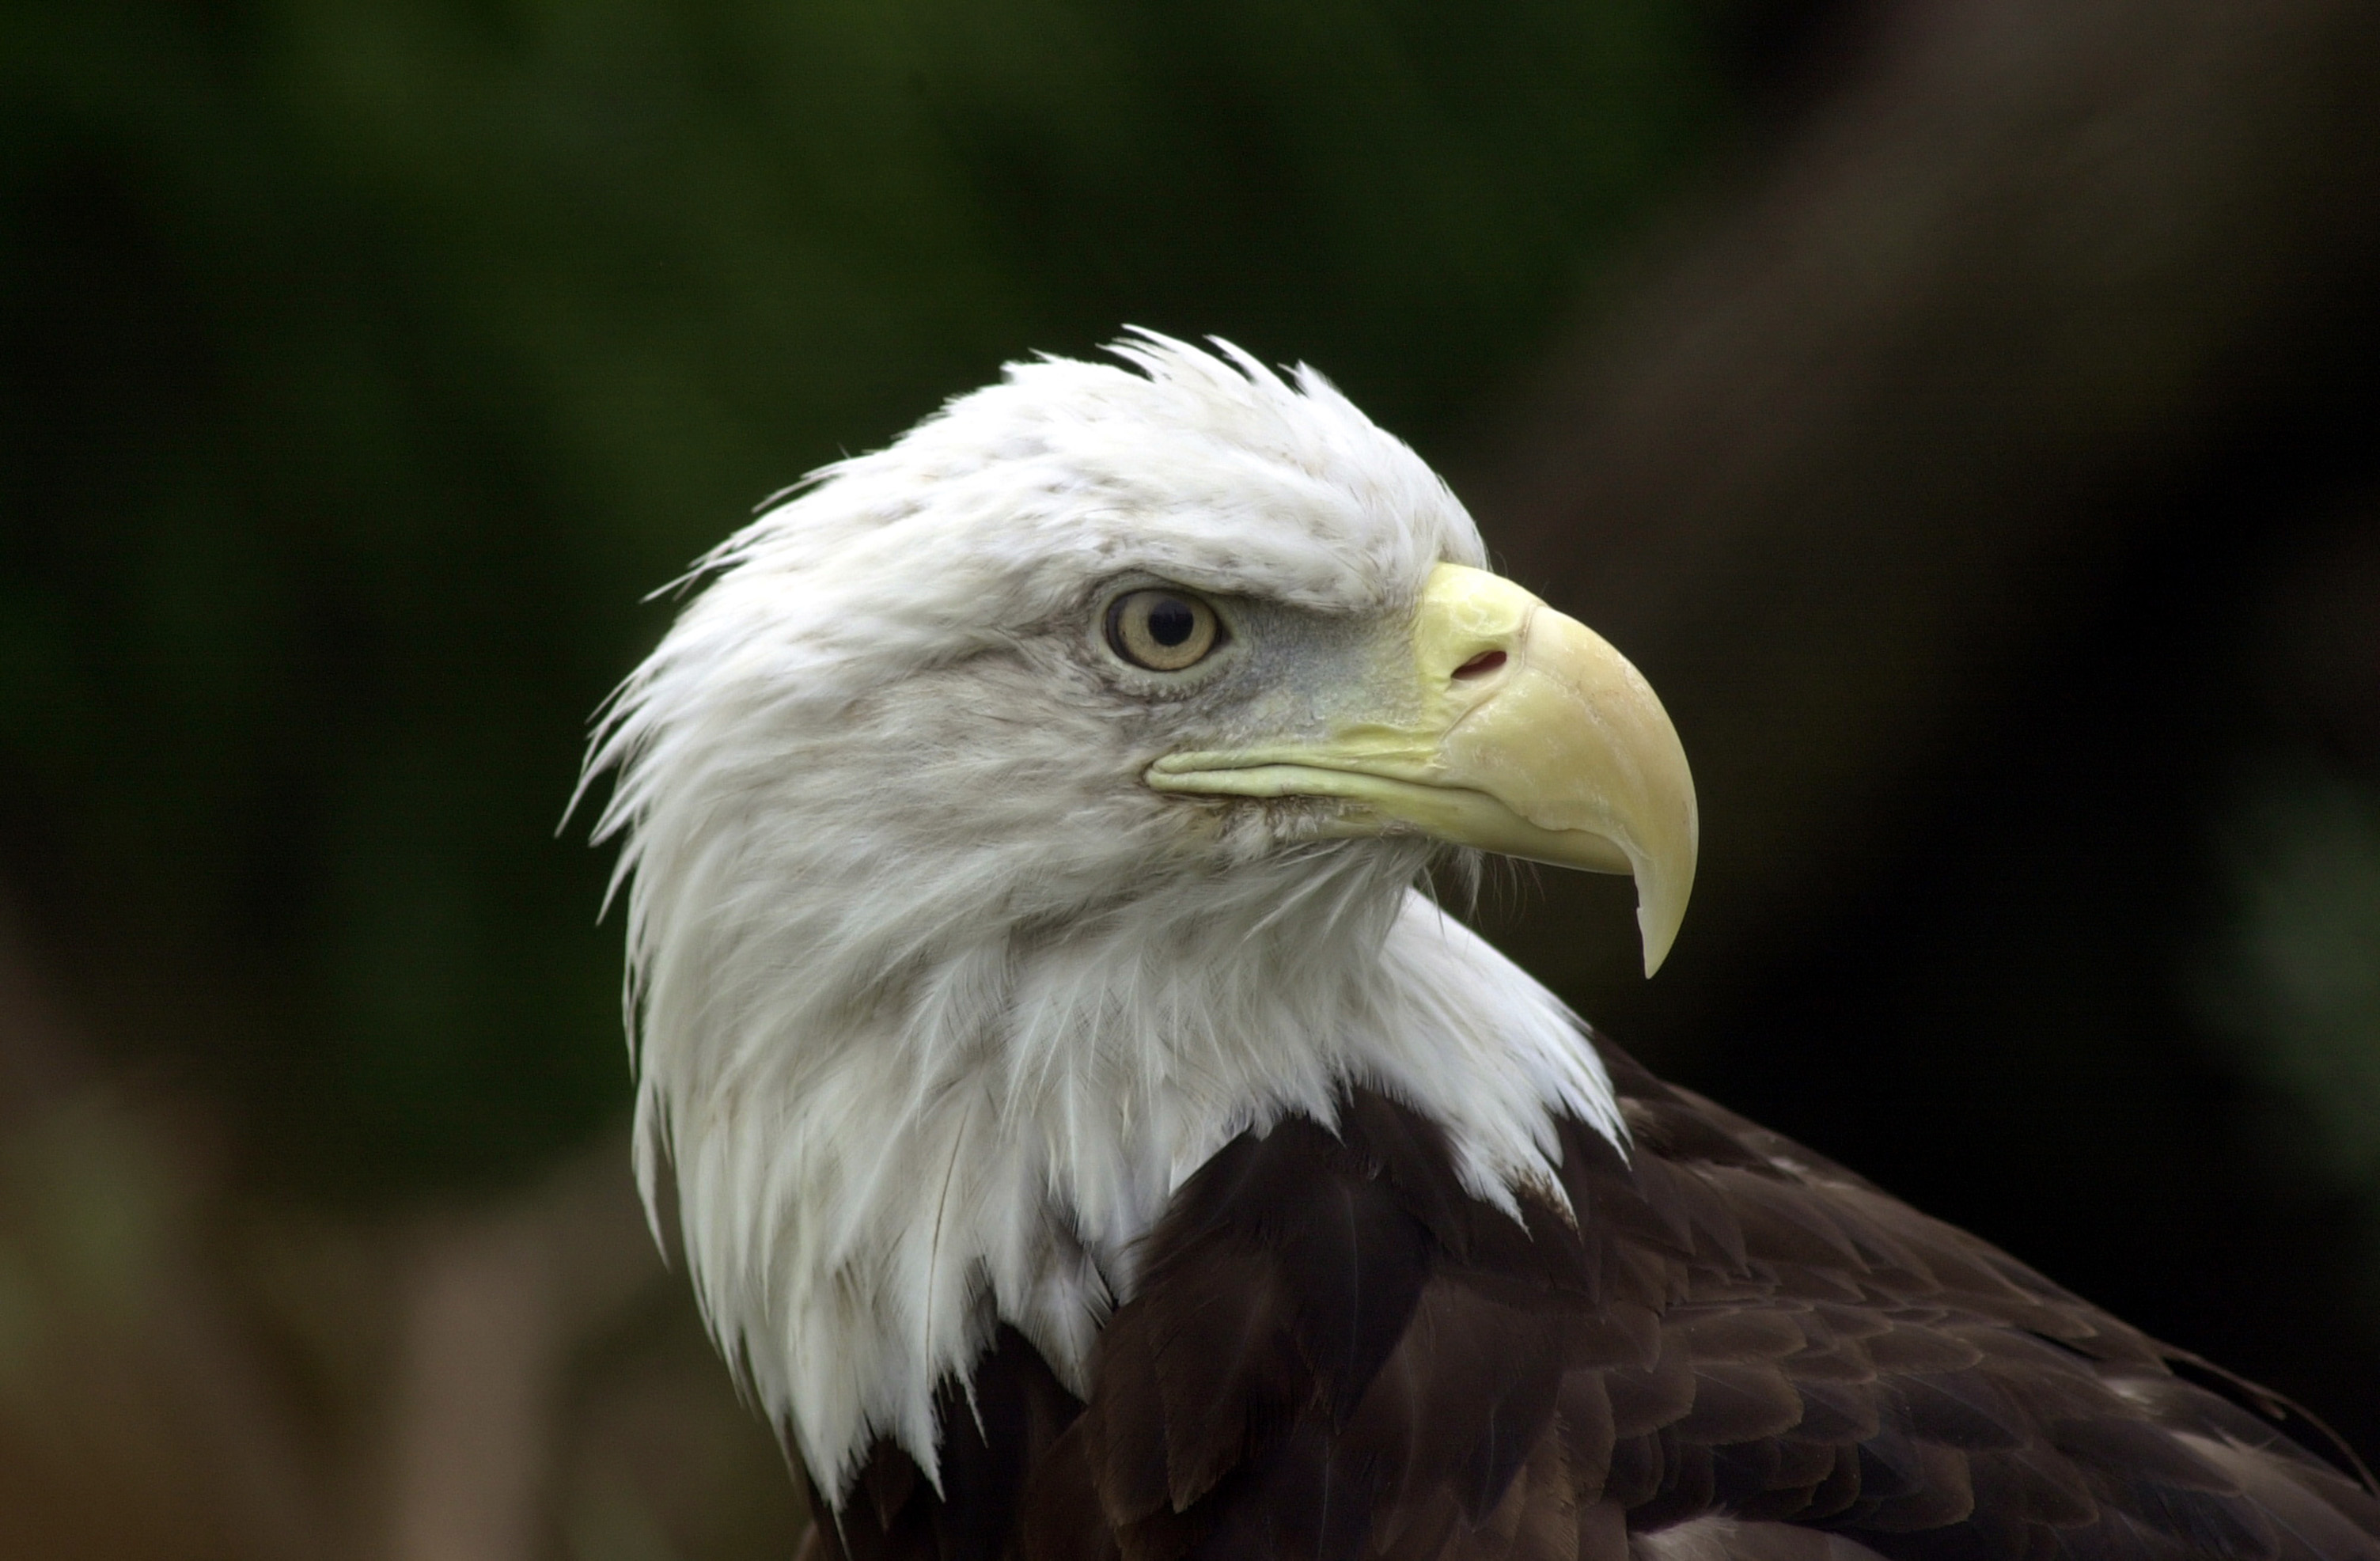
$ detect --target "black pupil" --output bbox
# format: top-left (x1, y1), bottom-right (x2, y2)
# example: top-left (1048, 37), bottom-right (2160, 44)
top-left (1146, 598), bottom-right (1196, 647)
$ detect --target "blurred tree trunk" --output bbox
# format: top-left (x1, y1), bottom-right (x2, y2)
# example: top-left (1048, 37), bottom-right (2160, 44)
top-left (0, 900), bottom-right (329, 1561)
top-left (1463, 0), bottom-right (2380, 1034)
top-left (0, 896), bottom-right (688, 1561)
top-left (378, 1144), bottom-right (665, 1561)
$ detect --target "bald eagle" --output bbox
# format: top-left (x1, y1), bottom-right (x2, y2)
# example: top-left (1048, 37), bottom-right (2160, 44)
top-left (583, 335), bottom-right (2378, 1561)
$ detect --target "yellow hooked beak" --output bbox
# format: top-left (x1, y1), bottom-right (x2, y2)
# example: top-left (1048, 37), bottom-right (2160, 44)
top-left (1146, 563), bottom-right (1699, 975)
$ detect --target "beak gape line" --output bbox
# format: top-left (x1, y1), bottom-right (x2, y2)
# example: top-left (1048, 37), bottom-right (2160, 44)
top-left (1146, 563), bottom-right (1699, 976)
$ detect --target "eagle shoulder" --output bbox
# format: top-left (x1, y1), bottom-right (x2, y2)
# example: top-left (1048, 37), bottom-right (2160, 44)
top-left (813, 1041), bottom-right (2380, 1561)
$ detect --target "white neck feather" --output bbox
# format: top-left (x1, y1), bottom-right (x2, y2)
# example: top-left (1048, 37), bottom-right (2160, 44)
top-left (639, 844), bottom-right (1622, 1503)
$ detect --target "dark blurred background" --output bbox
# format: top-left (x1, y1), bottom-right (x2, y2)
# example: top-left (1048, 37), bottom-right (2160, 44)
top-left (5, 1), bottom-right (2379, 1555)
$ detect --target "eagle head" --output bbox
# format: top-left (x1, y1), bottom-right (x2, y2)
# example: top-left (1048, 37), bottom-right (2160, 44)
top-left (582, 333), bottom-right (1696, 1498)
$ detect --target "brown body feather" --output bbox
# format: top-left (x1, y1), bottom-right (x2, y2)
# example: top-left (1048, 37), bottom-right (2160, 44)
top-left (808, 1040), bottom-right (2380, 1561)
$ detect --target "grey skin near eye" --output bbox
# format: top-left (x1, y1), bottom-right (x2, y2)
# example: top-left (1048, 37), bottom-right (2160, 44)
top-left (1147, 599), bottom-right (1418, 749)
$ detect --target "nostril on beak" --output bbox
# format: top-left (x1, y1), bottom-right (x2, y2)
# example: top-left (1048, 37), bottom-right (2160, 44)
top-left (1451, 650), bottom-right (1507, 680)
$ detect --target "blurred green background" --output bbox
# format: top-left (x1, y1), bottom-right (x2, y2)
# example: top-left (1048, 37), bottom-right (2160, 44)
top-left (3, 0), bottom-right (2379, 1556)
top-left (2, 0), bottom-right (1713, 1192)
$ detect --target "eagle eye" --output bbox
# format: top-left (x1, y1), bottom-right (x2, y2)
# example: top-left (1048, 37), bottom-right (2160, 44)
top-left (1105, 589), bottom-right (1223, 673)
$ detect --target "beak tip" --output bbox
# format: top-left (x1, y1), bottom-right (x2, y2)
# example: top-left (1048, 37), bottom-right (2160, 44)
top-left (1635, 873), bottom-right (1692, 979)
top-left (1639, 919), bottom-right (1673, 979)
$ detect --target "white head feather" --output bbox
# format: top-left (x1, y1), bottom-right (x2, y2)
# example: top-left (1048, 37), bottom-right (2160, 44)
top-left (582, 334), bottom-right (1623, 1502)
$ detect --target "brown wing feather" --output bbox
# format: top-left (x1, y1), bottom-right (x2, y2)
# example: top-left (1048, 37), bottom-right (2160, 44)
top-left (813, 1036), bottom-right (2380, 1561)
top-left (813, 1324), bottom-right (1087, 1561)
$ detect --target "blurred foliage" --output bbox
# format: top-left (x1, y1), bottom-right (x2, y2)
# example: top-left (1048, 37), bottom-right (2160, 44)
top-left (2207, 762), bottom-right (2380, 1219)
top-left (0, 0), bottom-right (1724, 1195)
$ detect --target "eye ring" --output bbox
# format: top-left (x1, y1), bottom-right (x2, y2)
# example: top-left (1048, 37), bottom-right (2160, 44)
top-left (1105, 589), bottom-right (1224, 673)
